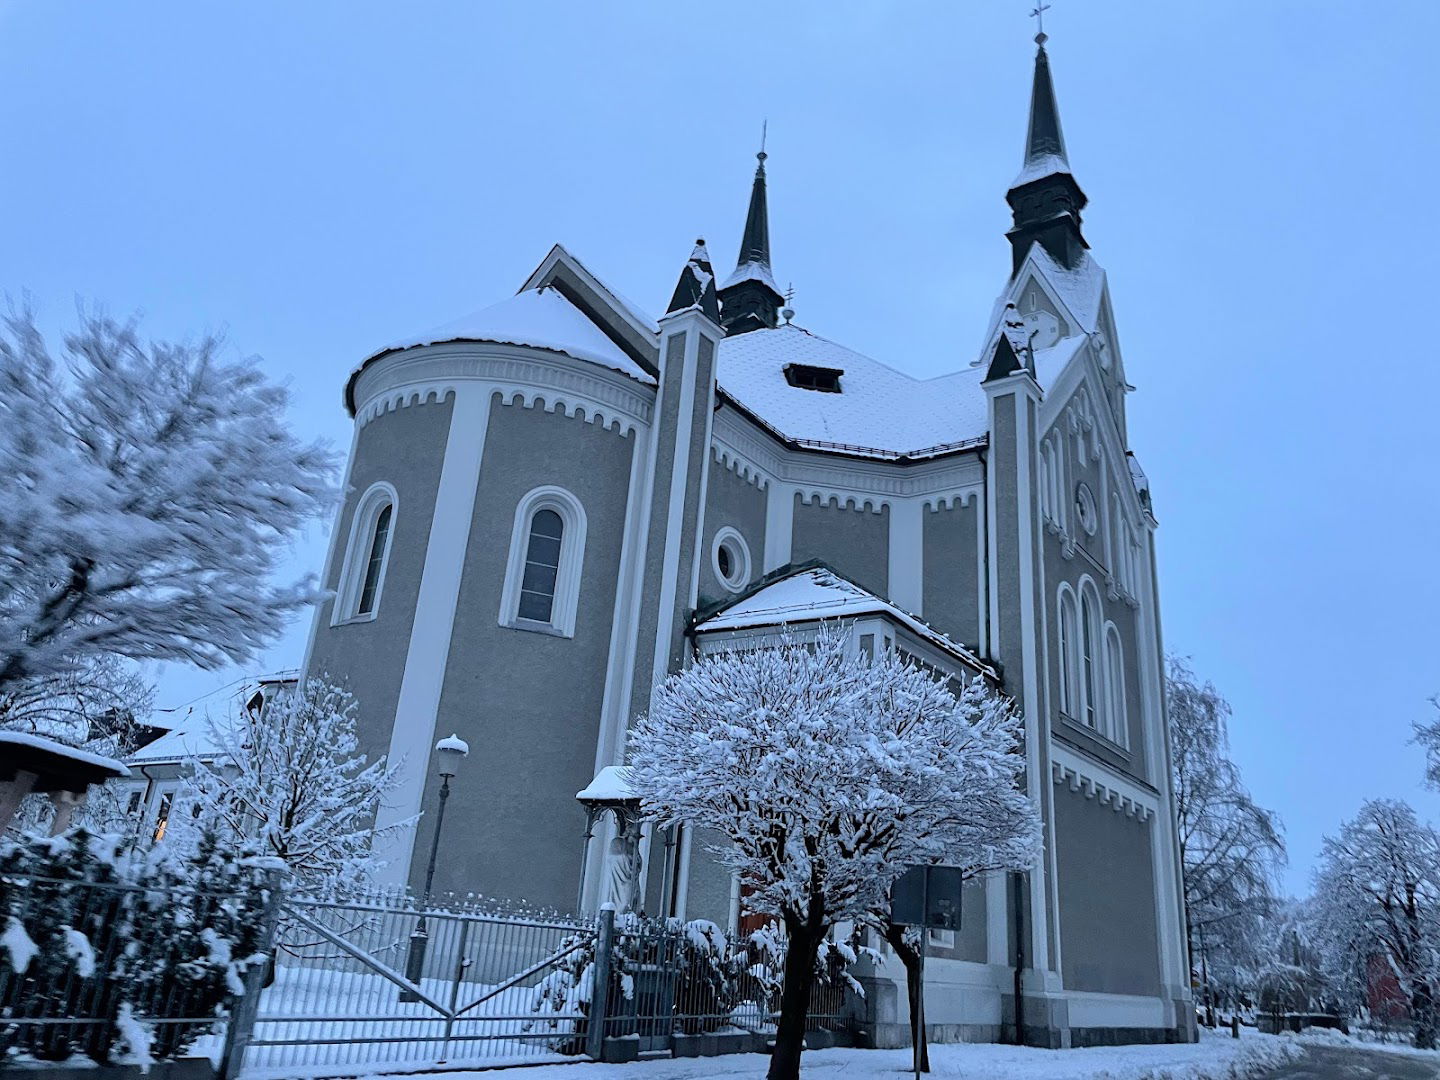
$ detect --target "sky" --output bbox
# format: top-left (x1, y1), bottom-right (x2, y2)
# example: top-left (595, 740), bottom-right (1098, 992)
top-left (2, 1), bottom-right (1437, 895)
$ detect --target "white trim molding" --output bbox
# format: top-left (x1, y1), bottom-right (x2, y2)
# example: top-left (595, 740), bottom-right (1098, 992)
top-left (331, 481), bottom-right (399, 626)
top-left (498, 485), bottom-right (589, 639)
top-left (1050, 742), bottom-right (1158, 821)
top-left (711, 526), bottom-right (752, 593)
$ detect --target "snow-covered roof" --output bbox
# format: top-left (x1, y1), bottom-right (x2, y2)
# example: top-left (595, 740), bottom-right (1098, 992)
top-left (576, 764), bottom-right (636, 803)
top-left (0, 731), bottom-right (129, 778)
top-left (127, 720), bottom-right (227, 766)
top-left (694, 566), bottom-right (996, 679)
top-left (1026, 245), bottom-right (1106, 334)
top-left (129, 671), bottom-right (295, 766)
top-left (720, 260), bottom-right (779, 294)
top-left (716, 325), bottom-right (990, 458)
top-left (1011, 152), bottom-right (1072, 189)
top-left (366, 286), bottom-right (656, 386)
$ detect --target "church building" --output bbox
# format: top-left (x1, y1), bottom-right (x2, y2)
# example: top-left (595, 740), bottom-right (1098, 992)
top-left (302, 35), bottom-right (1194, 1048)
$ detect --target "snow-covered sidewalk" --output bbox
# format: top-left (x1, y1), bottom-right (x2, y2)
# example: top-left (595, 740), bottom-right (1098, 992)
top-left (366, 1030), bottom-right (1301, 1079)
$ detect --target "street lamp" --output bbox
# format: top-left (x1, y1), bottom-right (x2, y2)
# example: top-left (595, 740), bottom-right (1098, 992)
top-left (401, 734), bottom-right (469, 1000)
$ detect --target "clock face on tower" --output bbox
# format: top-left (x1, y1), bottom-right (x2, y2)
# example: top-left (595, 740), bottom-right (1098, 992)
top-left (1075, 483), bottom-right (1098, 536)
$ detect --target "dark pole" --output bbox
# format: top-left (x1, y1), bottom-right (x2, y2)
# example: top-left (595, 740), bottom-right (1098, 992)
top-left (402, 772), bottom-right (452, 999)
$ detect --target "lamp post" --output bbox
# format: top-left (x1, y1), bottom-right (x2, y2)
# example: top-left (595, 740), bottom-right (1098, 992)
top-left (400, 734), bottom-right (468, 1001)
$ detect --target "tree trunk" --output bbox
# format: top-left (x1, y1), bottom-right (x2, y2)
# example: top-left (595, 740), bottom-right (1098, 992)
top-left (883, 922), bottom-right (929, 1072)
top-left (1411, 982), bottom-right (1437, 1051)
top-left (768, 916), bottom-right (824, 1080)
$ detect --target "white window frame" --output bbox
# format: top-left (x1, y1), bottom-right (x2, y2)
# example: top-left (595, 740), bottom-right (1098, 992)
top-left (1104, 623), bottom-right (1129, 747)
top-left (499, 485), bottom-right (588, 638)
top-left (711, 526), bottom-right (752, 593)
top-left (1078, 581), bottom-right (1101, 730)
top-left (333, 482), bottom-right (398, 625)
top-left (1057, 584), bottom-right (1078, 718)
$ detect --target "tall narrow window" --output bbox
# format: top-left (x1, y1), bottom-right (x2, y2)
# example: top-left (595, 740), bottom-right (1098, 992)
top-left (1105, 627), bottom-right (1127, 746)
top-left (500, 486), bottom-right (588, 638)
top-left (335, 483), bottom-right (398, 625)
top-left (1058, 591), bottom-right (1077, 716)
top-left (356, 504), bottom-right (393, 616)
top-left (517, 509), bottom-right (564, 623)
top-left (1080, 592), bottom-right (1098, 729)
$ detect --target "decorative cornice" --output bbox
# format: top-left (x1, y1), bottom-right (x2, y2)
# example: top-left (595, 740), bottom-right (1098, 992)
top-left (1050, 744), bottom-right (1157, 822)
top-left (712, 407), bottom-right (987, 510)
top-left (353, 342), bottom-right (654, 437)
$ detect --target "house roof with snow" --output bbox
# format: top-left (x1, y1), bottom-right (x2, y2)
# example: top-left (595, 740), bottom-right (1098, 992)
top-left (692, 564), bottom-right (998, 681)
top-left (128, 670), bottom-right (297, 767)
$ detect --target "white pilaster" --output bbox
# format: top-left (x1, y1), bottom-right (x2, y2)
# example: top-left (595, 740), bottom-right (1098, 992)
top-left (763, 481), bottom-right (794, 571)
top-left (887, 498), bottom-right (924, 613)
top-left (373, 384), bottom-right (493, 884)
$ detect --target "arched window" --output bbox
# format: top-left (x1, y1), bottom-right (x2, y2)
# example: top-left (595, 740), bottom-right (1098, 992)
top-left (517, 508), bottom-right (564, 623)
top-left (1079, 587), bottom-right (1100, 730)
top-left (1058, 588), bottom-right (1078, 717)
top-left (334, 483), bottom-right (397, 624)
top-left (1105, 625), bottom-right (1128, 746)
top-left (500, 486), bottom-right (587, 637)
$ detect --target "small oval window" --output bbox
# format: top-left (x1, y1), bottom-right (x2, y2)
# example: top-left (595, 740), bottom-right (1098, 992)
top-left (712, 528), bottom-right (750, 593)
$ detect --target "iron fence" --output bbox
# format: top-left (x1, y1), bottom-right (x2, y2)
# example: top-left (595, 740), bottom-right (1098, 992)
top-left (0, 871), bottom-right (275, 1069)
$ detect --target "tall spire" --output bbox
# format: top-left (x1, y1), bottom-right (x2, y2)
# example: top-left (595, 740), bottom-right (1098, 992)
top-left (1005, 36), bottom-right (1089, 275)
top-left (719, 130), bottom-right (785, 337)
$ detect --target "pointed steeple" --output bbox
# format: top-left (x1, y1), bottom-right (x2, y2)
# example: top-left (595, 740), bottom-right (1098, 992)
top-left (665, 239), bottom-right (721, 324)
top-left (1005, 37), bottom-right (1089, 275)
top-left (719, 138), bottom-right (785, 337)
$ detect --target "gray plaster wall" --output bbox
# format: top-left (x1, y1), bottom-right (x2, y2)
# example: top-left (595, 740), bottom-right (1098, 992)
top-left (1053, 783), bottom-right (1161, 997)
top-left (791, 496), bottom-right (889, 598)
top-left (305, 396), bottom-right (453, 766)
top-left (697, 456), bottom-right (767, 609)
top-left (922, 501), bottom-right (981, 648)
top-left (419, 396), bottom-right (636, 910)
top-left (683, 829), bottom-right (735, 927)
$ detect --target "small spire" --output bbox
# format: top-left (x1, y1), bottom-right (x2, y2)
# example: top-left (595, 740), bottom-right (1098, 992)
top-left (665, 238), bottom-right (721, 323)
top-left (718, 132), bottom-right (785, 336)
top-left (1021, 35), bottom-right (1068, 175)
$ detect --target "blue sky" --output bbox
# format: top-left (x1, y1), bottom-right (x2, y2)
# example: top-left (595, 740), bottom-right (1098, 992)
top-left (3, 1), bottom-right (1437, 893)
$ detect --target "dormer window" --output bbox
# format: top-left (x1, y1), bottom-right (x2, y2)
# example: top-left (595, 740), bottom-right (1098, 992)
top-left (783, 363), bottom-right (844, 393)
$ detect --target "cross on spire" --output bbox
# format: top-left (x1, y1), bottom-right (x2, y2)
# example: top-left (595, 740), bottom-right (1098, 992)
top-left (1030, 2), bottom-right (1051, 44)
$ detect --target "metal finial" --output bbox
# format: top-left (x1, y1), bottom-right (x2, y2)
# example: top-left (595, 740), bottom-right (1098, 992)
top-left (1030, 2), bottom-right (1051, 44)
top-left (781, 282), bottom-right (795, 325)
top-left (758, 119), bottom-right (768, 165)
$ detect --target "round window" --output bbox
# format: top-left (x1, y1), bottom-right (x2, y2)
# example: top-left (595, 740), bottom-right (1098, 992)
top-left (1074, 483), bottom-right (1098, 536)
top-left (712, 527), bottom-right (751, 593)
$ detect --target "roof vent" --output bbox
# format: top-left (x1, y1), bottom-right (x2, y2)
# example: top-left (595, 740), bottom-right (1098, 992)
top-left (783, 363), bottom-right (844, 393)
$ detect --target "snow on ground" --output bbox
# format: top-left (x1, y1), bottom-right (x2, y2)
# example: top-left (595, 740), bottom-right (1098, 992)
top-left (1293, 1026), bottom-right (1440, 1063)
top-left (359, 1029), bottom-right (1301, 1080)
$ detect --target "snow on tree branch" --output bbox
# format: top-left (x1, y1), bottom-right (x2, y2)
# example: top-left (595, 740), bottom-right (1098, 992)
top-left (628, 629), bottom-right (1041, 929)
top-left (175, 677), bottom-right (410, 897)
top-left (0, 307), bottom-right (335, 692)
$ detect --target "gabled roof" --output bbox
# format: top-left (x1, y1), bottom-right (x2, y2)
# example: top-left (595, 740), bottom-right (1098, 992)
top-left (693, 564), bottom-right (997, 680)
top-left (716, 324), bottom-right (989, 458)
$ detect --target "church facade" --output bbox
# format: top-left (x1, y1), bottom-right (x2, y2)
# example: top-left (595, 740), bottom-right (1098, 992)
top-left (302, 39), bottom-right (1194, 1048)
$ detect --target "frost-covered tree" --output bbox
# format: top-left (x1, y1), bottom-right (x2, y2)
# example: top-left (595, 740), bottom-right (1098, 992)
top-left (1412, 697), bottom-right (1440, 792)
top-left (627, 631), bottom-right (1040, 1080)
top-left (1167, 656), bottom-right (1285, 1022)
top-left (0, 308), bottom-right (334, 694)
top-left (1312, 800), bottom-right (1440, 1049)
top-left (176, 678), bottom-right (408, 897)
top-left (0, 654), bottom-right (152, 751)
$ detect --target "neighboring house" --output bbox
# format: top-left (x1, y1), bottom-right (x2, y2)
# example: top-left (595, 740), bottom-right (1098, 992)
top-left (115, 672), bottom-right (297, 845)
top-left (303, 37), bottom-right (1192, 1047)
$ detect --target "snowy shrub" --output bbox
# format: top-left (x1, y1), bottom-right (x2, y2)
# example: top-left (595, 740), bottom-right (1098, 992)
top-left (0, 826), bottom-right (273, 1066)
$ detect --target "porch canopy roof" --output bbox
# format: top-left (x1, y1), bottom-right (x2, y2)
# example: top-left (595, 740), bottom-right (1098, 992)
top-left (690, 563), bottom-right (998, 684)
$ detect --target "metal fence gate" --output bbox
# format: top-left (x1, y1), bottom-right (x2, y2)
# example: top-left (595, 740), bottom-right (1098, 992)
top-left (241, 898), bottom-right (597, 1078)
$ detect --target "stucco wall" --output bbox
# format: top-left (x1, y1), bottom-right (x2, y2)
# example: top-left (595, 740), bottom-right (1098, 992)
top-left (922, 500), bottom-right (981, 648)
top-left (1053, 783), bottom-right (1161, 997)
top-left (791, 496), bottom-right (889, 597)
top-left (305, 395), bottom-right (453, 766)
top-left (418, 396), bottom-right (636, 909)
top-left (697, 456), bottom-right (767, 608)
